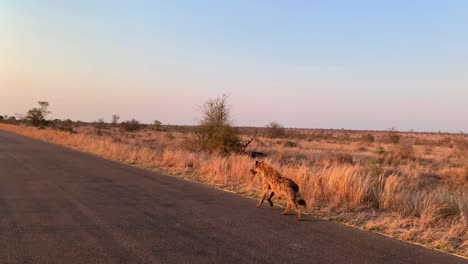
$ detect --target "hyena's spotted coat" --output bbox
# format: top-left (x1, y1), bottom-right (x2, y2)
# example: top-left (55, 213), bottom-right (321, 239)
top-left (250, 161), bottom-right (307, 220)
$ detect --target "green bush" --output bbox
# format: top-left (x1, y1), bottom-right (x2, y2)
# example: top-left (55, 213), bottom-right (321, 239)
top-left (265, 121), bottom-right (285, 138)
top-left (192, 95), bottom-right (241, 154)
top-left (26, 101), bottom-right (50, 127)
top-left (375, 146), bottom-right (387, 155)
top-left (121, 119), bottom-right (141, 132)
top-left (388, 128), bottom-right (401, 144)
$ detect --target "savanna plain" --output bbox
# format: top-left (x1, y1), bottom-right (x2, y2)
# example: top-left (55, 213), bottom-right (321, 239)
top-left (1, 116), bottom-right (466, 258)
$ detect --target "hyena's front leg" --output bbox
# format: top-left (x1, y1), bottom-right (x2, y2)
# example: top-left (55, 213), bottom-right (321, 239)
top-left (257, 183), bottom-right (270, 208)
top-left (292, 199), bottom-right (301, 221)
top-left (257, 189), bottom-right (270, 208)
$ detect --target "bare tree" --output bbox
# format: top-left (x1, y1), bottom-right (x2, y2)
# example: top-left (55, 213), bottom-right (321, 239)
top-left (111, 114), bottom-right (120, 127)
top-left (238, 129), bottom-right (258, 155)
top-left (95, 118), bottom-right (105, 135)
top-left (39, 101), bottom-right (50, 114)
top-left (201, 95), bottom-right (230, 126)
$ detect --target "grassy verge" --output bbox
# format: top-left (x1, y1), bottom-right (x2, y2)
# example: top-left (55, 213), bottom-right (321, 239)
top-left (1, 123), bottom-right (466, 257)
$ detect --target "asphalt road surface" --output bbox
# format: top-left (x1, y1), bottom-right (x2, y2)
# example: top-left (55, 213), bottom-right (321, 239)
top-left (0, 130), bottom-right (465, 264)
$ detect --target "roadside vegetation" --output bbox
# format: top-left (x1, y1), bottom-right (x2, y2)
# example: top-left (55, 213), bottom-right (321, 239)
top-left (1, 99), bottom-right (467, 257)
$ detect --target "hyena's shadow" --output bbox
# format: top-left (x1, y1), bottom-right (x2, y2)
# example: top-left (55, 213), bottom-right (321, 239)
top-left (295, 216), bottom-right (324, 222)
top-left (267, 207), bottom-right (325, 222)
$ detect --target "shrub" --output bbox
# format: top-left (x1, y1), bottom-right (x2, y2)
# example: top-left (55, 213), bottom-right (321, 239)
top-left (453, 138), bottom-right (468, 160)
top-left (94, 118), bottom-right (106, 135)
top-left (375, 146), bottom-right (386, 155)
top-left (153, 120), bottom-right (162, 131)
top-left (54, 119), bottom-right (76, 133)
top-left (283, 140), bottom-right (298, 148)
top-left (356, 145), bottom-right (368, 152)
top-left (192, 95), bottom-right (241, 154)
top-left (56, 126), bottom-right (77, 133)
top-left (26, 101), bottom-right (50, 127)
top-left (362, 133), bottom-right (375, 143)
top-left (340, 133), bottom-right (351, 141)
top-left (265, 121), bottom-right (285, 138)
top-left (316, 131), bottom-right (333, 140)
top-left (165, 132), bottom-right (175, 140)
top-left (121, 119), bottom-right (141, 132)
top-left (322, 151), bottom-right (354, 165)
top-left (424, 145), bottom-right (433, 155)
top-left (388, 128), bottom-right (401, 144)
top-left (437, 137), bottom-right (451, 147)
top-left (391, 142), bottom-right (415, 161)
top-left (367, 158), bottom-right (385, 177)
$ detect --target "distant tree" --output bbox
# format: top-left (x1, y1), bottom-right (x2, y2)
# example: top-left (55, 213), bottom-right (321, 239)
top-left (8, 116), bottom-right (16, 121)
top-left (121, 118), bottom-right (141, 132)
top-left (95, 118), bottom-right (105, 135)
top-left (63, 119), bottom-right (74, 130)
top-left (26, 109), bottom-right (43, 126)
top-left (265, 121), bottom-right (285, 138)
top-left (50, 119), bottom-right (61, 128)
top-left (14, 113), bottom-right (25, 121)
top-left (0, 115), bottom-right (3, 121)
top-left (153, 120), bottom-right (162, 130)
top-left (52, 119), bottom-right (76, 133)
top-left (193, 95), bottom-right (241, 154)
top-left (26, 101), bottom-right (50, 127)
top-left (111, 114), bottom-right (120, 127)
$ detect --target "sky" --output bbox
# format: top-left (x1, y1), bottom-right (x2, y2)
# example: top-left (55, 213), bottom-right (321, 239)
top-left (1, 1), bottom-right (467, 132)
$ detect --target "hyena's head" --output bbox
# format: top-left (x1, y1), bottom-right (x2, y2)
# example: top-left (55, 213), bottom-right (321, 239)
top-left (255, 160), bottom-right (262, 167)
top-left (250, 160), bottom-right (264, 175)
top-left (255, 160), bottom-right (265, 169)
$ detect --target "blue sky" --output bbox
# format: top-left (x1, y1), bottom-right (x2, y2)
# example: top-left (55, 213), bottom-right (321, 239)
top-left (1, 1), bottom-right (467, 132)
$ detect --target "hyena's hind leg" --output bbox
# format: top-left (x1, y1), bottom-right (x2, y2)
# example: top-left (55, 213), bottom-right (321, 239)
top-left (283, 195), bottom-right (301, 220)
top-left (267, 192), bottom-right (275, 207)
top-left (291, 197), bottom-right (301, 220)
top-left (284, 196), bottom-right (301, 220)
top-left (282, 202), bottom-right (291, 215)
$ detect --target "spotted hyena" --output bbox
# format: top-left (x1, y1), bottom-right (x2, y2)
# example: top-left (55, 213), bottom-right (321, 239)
top-left (250, 161), bottom-right (307, 220)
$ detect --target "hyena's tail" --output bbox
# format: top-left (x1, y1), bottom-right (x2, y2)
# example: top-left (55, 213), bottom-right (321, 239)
top-left (297, 199), bottom-right (307, 207)
top-left (296, 195), bottom-right (307, 208)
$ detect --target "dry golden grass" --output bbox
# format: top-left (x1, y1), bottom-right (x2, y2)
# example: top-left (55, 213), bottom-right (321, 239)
top-left (1, 123), bottom-right (467, 257)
